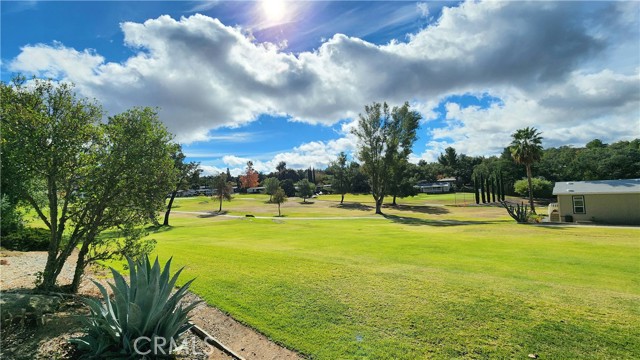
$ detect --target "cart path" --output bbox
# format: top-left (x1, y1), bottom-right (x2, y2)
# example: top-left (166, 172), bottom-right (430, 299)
top-left (173, 211), bottom-right (384, 220)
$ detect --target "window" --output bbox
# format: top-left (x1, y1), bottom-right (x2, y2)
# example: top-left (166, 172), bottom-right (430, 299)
top-left (572, 195), bottom-right (586, 214)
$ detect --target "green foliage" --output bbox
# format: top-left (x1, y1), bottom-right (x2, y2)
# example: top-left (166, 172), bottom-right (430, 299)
top-left (514, 178), bottom-right (553, 198)
top-left (212, 173), bottom-right (234, 212)
top-left (510, 127), bottom-right (544, 167)
top-left (328, 152), bottom-right (352, 203)
top-left (164, 144), bottom-right (201, 226)
top-left (1, 227), bottom-right (50, 251)
top-left (535, 139), bottom-right (640, 182)
top-left (262, 177), bottom-right (280, 202)
top-left (352, 102), bottom-right (420, 214)
top-left (71, 256), bottom-right (199, 358)
top-left (0, 196), bottom-right (23, 236)
top-left (272, 188), bottom-right (287, 216)
top-left (281, 179), bottom-right (297, 197)
top-left (1, 77), bottom-right (176, 291)
top-left (296, 179), bottom-right (315, 203)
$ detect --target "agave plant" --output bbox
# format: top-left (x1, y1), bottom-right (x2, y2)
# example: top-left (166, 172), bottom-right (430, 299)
top-left (71, 256), bottom-right (200, 358)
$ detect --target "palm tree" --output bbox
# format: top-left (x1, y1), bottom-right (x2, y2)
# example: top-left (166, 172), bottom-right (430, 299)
top-left (509, 127), bottom-right (543, 214)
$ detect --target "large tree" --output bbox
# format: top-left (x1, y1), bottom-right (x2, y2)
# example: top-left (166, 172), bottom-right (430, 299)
top-left (438, 147), bottom-right (458, 169)
top-left (239, 161), bottom-right (259, 190)
top-left (163, 145), bottom-right (201, 226)
top-left (351, 102), bottom-right (419, 214)
top-left (329, 152), bottom-right (352, 204)
top-left (1, 78), bottom-right (176, 292)
top-left (212, 173), bottom-right (234, 212)
top-left (296, 179), bottom-right (315, 203)
top-left (509, 127), bottom-right (543, 213)
top-left (387, 103), bottom-right (421, 205)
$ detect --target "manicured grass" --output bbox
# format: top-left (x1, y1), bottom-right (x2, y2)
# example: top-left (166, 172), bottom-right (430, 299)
top-left (138, 197), bottom-right (640, 359)
top-left (168, 192), bottom-right (518, 220)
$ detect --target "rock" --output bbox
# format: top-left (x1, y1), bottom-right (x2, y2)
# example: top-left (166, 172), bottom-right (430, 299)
top-left (1, 293), bottom-right (63, 320)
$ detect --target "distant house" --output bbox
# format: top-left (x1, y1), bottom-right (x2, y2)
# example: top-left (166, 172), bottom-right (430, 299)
top-left (415, 180), bottom-right (451, 194)
top-left (247, 186), bottom-right (265, 194)
top-left (550, 179), bottom-right (640, 225)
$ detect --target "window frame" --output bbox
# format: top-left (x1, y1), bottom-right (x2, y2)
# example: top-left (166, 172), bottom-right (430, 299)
top-left (572, 195), bottom-right (586, 214)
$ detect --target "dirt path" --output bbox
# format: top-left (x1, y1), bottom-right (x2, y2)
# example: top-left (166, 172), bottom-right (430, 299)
top-left (0, 250), bottom-right (304, 360)
top-left (174, 210), bottom-right (383, 220)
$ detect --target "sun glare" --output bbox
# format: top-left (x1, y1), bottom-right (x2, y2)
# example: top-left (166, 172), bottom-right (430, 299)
top-left (261, 0), bottom-right (287, 23)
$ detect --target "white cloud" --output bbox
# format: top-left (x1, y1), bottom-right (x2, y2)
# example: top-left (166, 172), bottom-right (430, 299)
top-left (8, 1), bottom-right (639, 161)
top-left (416, 2), bottom-right (430, 18)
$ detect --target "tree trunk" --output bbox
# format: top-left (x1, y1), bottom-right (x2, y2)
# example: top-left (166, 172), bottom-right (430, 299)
top-left (219, 196), bottom-right (223, 212)
top-left (40, 254), bottom-right (59, 290)
top-left (70, 242), bottom-right (90, 293)
top-left (163, 190), bottom-right (178, 226)
top-left (392, 195), bottom-right (397, 206)
top-left (278, 203), bottom-right (281, 217)
top-left (340, 193), bottom-right (344, 204)
top-left (40, 225), bottom-right (60, 290)
top-left (526, 164), bottom-right (536, 214)
top-left (375, 197), bottom-right (384, 215)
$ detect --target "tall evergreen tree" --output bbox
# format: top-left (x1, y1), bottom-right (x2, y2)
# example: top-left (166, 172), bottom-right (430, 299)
top-left (485, 176), bottom-right (491, 203)
top-left (474, 175), bottom-right (480, 204)
top-left (480, 174), bottom-right (486, 203)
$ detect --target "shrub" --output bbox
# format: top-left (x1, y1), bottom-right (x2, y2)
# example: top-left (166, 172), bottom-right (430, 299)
top-left (1, 228), bottom-right (49, 251)
top-left (71, 256), bottom-right (200, 358)
top-left (514, 178), bottom-right (553, 198)
top-left (0, 196), bottom-right (23, 236)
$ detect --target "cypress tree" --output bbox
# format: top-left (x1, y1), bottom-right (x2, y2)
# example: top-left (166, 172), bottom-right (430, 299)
top-left (485, 176), bottom-right (491, 203)
top-left (480, 174), bottom-right (486, 203)
top-left (491, 174), bottom-right (496, 202)
top-left (474, 175), bottom-right (480, 204)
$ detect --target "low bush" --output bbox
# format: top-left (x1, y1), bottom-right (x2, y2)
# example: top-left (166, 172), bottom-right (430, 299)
top-left (1, 228), bottom-right (49, 251)
top-left (514, 178), bottom-right (553, 198)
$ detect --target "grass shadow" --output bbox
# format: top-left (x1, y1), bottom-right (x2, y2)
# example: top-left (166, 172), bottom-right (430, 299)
top-left (332, 202), bottom-right (374, 212)
top-left (299, 201), bottom-right (315, 205)
top-left (386, 204), bottom-right (449, 215)
top-left (382, 214), bottom-right (492, 227)
top-left (197, 211), bottom-right (228, 218)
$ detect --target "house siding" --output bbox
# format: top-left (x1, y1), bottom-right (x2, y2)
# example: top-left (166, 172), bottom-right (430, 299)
top-left (557, 193), bottom-right (640, 225)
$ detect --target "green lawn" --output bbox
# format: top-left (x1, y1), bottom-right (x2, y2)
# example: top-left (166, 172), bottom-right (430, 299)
top-left (133, 194), bottom-right (640, 359)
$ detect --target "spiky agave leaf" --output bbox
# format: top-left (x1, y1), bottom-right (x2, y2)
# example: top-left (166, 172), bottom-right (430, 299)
top-left (71, 255), bottom-right (199, 358)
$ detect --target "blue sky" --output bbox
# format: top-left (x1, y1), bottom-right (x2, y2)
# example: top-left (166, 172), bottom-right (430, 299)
top-left (2, 1), bottom-right (639, 175)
